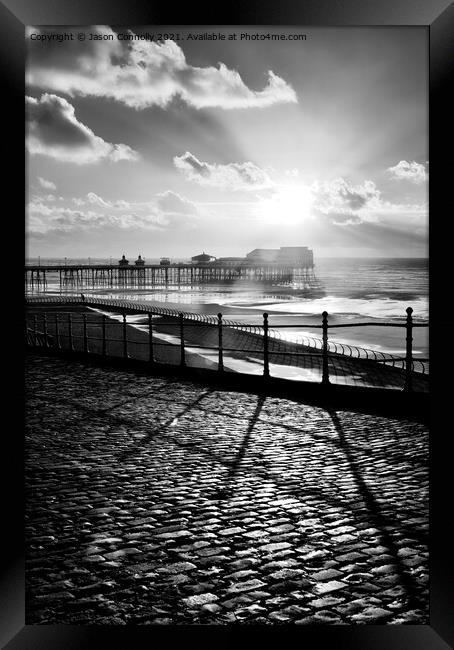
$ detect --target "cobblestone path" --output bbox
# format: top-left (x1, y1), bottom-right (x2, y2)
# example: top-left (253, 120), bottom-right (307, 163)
top-left (25, 354), bottom-right (429, 625)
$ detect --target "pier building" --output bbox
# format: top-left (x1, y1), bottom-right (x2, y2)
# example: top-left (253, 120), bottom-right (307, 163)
top-left (246, 249), bottom-right (279, 263)
top-left (246, 247), bottom-right (314, 266)
top-left (191, 252), bottom-right (216, 263)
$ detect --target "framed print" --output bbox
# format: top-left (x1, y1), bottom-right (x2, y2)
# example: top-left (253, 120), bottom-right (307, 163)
top-left (2, 0), bottom-right (453, 648)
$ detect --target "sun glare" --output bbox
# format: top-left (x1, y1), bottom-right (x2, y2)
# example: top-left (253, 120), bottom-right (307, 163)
top-left (258, 185), bottom-right (314, 225)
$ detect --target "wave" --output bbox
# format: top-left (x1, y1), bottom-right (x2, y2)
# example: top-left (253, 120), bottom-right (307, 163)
top-left (235, 295), bottom-right (429, 320)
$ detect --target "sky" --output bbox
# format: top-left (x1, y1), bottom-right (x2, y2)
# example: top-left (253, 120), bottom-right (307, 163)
top-left (26, 26), bottom-right (428, 259)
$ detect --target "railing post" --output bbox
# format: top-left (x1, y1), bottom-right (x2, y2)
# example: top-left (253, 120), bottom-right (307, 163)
top-left (263, 312), bottom-right (270, 378)
top-left (322, 311), bottom-right (330, 385)
top-left (68, 313), bottom-right (74, 351)
top-left (179, 312), bottom-right (186, 367)
top-left (148, 312), bottom-right (154, 364)
top-left (218, 312), bottom-right (224, 372)
top-left (404, 306), bottom-right (413, 392)
top-left (55, 314), bottom-right (60, 349)
top-left (122, 312), bottom-right (128, 358)
top-left (102, 315), bottom-right (107, 356)
top-left (33, 314), bottom-right (37, 346)
top-left (43, 313), bottom-right (49, 348)
top-left (83, 313), bottom-right (88, 353)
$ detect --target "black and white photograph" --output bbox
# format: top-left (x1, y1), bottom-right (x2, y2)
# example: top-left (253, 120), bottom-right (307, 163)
top-left (22, 23), bottom-right (432, 627)
top-left (21, 23), bottom-right (435, 628)
top-left (0, 1), bottom-right (447, 642)
top-left (0, 0), bottom-right (449, 643)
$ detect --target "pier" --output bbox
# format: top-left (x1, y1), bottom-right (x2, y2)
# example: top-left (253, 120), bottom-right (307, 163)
top-left (24, 261), bottom-right (318, 290)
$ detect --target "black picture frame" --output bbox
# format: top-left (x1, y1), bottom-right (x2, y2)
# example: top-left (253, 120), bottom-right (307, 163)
top-left (2, 1), bottom-right (453, 648)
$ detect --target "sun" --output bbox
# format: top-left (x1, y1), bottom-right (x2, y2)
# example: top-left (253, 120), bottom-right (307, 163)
top-left (258, 184), bottom-right (314, 225)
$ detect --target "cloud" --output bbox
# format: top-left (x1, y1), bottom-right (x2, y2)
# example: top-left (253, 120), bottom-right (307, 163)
top-left (84, 190), bottom-right (197, 216)
top-left (37, 176), bottom-right (56, 190)
top-left (309, 176), bottom-right (427, 229)
top-left (311, 178), bottom-right (381, 225)
top-left (174, 152), bottom-right (273, 191)
top-left (27, 27), bottom-right (297, 110)
top-left (87, 192), bottom-right (114, 208)
top-left (28, 189), bottom-right (198, 236)
top-left (387, 160), bottom-right (428, 184)
top-left (85, 192), bottom-right (133, 209)
top-left (28, 199), bottom-right (165, 233)
top-left (156, 190), bottom-right (198, 215)
top-left (26, 94), bottom-right (139, 164)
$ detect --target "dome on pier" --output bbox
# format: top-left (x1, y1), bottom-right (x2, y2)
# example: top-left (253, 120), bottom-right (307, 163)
top-left (135, 255), bottom-right (145, 266)
top-left (119, 254), bottom-right (129, 266)
top-left (191, 251), bottom-right (216, 263)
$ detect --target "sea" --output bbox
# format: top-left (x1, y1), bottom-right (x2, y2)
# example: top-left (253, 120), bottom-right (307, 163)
top-left (25, 257), bottom-right (429, 361)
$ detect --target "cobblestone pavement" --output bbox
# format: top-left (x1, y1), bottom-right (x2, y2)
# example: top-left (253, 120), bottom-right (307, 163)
top-left (25, 354), bottom-right (429, 625)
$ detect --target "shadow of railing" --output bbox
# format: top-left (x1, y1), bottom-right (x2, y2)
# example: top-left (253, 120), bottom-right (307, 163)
top-left (327, 408), bottom-right (427, 612)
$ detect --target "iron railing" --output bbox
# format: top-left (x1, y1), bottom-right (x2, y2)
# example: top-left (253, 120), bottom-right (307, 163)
top-left (25, 297), bottom-right (429, 392)
top-left (25, 295), bottom-right (429, 372)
